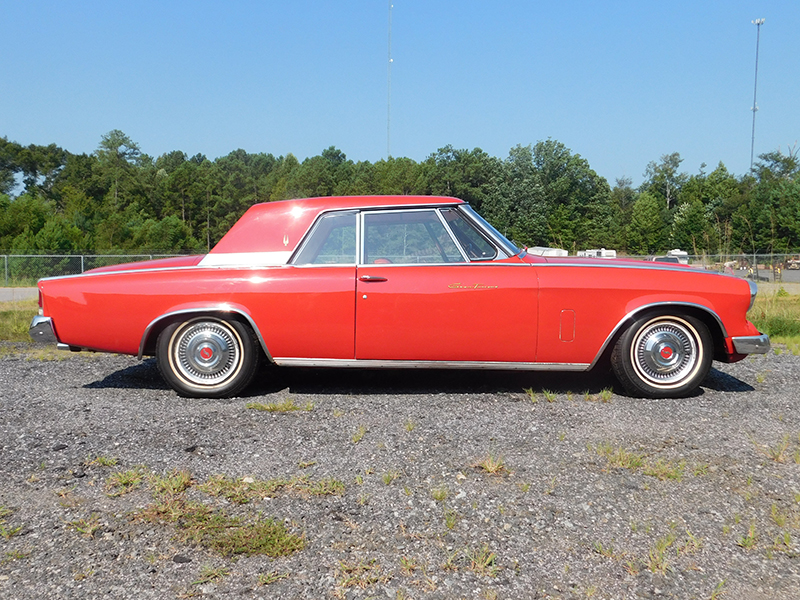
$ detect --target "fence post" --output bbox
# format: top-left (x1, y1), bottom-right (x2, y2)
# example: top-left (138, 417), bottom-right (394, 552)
top-left (3, 255), bottom-right (6, 287)
top-left (81, 255), bottom-right (85, 273)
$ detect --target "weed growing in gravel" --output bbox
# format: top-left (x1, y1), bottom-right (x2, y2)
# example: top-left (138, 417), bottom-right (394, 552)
top-left (382, 471), bottom-right (400, 485)
top-left (542, 389), bottom-right (557, 402)
top-left (444, 507), bottom-right (460, 530)
top-left (199, 474), bottom-right (344, 504)
top-left (351, 424), bottom-right (368, 443)
top-left (473, 452), bottom-right (508, 475)
top-left (333, 408), bottom-right (344, 418)
top-left (642, 459), bottom-right (686, 481)
top-left (750, 433), bottom-right (792, 462)
top-left (193, 565), bottom-right (230, 585)
top-left (431, 486), bottom-right (448, 502)
top-left (335, 558), bottom-right (391, 596)
top-left (404, 419), bottom-right (416, 432)
top-left (66, 514), bottom-right (101, 539)
top-left (523, 387), bottom-right (537, 403)
top-left (298, 460), bottom-right (316, 469)
top-left (246, 399), bottom-right (313, 412)
top-left (85, 455), bottom-right (118, 467)
top-left (258, 570), bottom-right (290, 585)
top-left (399, 555), bottom-right (418, 575)
top-left (0, 507), bottom-right (22, 540)
top-left (592, 442), bottom-right (645, 470)
top-left (105, 467), bottom-right (147, 497)
top-left (544, 477), bottom-right (557, 495)
top-left (710, 580), bottom-right (727, 600)
top-left (737, 523), bottom-right (758, 550)
top-left (2, 550), bottom-right (30, 564)
top-left (592, 541), bottom-right (617, 559)
top-left (646, 532), bottom-right (676, 574)
top-left (517, 482), bottom-right (531, 493)
top-left (465, 544), bottom-right (500, 577)
top-left (599, 388), bottom-right (614, 402)
top-left (133, 470), bottom-right (312, 558)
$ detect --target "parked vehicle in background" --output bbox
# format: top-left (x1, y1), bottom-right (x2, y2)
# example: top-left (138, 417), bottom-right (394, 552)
top-left (667, 249), bottom-right (690, 265)
top-left (652, 256), bottom-right (681, 264)
top-left (30, 196), bottom-right (769, 399)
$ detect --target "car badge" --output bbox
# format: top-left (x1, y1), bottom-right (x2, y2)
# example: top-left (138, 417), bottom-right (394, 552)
top-left (283, 234), bottom-right (289, 247)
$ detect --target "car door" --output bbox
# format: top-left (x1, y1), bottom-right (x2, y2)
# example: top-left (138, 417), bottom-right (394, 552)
top-left (355, 208), bottom-right (539, 363)
top-left (268, 210), bottom-right (358, 360)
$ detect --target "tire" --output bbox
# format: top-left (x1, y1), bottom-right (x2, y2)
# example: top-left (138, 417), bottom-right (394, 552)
top-left (156, 317), bottom-right (259, 398)
top-left (611, 313), bottom-right (713, 398)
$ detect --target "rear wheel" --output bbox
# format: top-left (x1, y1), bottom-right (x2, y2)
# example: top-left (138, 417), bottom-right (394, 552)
top-left (156, 317), bottom-right (259, 398)
top-left (611, 314), bottom-right (712, 398)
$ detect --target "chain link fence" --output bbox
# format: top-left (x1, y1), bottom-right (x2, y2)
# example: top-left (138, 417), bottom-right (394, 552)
top-left (2, 252), bottom-right (799, 287)
top-left (1, 254), bottom-right (185, 287)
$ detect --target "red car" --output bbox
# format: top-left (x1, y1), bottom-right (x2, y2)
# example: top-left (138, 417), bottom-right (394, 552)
top-left (30, 195), bottom-right (769, 398)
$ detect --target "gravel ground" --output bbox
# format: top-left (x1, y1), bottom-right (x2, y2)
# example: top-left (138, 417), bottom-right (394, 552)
top-left (1, 346), bottom-right (800, 600)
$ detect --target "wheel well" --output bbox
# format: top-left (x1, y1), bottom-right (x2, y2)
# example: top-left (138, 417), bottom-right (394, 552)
top-left (140, 311), bottom-right (268, 360)
top-left (596, 305), bottom-right (727, 368)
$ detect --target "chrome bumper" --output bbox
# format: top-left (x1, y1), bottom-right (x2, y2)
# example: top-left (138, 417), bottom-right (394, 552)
top-left (29, 315), bottom-right (58, 344)
top-left (732, 334), bottom-right (771, 355)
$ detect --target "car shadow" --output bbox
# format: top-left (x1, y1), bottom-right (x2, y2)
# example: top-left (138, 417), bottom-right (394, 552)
top-left (83, 360), bottom-right (753, 398)
top-left (83, 358), bottom-right (171, 391)
top-left (702, 366), bottom-right (755, 393)
top-left (247, 366), bottom-right (622, 397)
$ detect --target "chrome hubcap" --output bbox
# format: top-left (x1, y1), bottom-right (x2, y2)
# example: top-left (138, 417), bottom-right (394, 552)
top-left (172, 320), bottom-right (242, 386)
top-left (631, 318), bottom-right (699, 388)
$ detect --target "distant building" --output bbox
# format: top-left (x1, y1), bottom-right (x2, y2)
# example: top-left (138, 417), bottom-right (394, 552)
top-left (577, 248), bottom-right (617, 259)
top-left (528, 246), bottom-right (569, 257)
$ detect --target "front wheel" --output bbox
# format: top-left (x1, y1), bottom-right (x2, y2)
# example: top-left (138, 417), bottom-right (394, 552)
top-left (611, 314), bottom-right (712, 398)
top-left (156, 317), bottom-right (259, 398)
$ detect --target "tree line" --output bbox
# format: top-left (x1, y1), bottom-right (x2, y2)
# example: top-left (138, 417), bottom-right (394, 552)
top-left (1, 130), bottom-right (798, 255)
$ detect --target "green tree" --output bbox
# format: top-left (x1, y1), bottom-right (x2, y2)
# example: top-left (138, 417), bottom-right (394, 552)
top-left (627, 192), bottom-right (665, 254)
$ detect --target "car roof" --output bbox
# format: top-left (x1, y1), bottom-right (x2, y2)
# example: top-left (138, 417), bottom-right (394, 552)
top-left (210, 195), bottom-right (463, 256)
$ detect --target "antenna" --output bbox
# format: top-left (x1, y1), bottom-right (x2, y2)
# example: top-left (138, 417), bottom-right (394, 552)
top-left (750, 18), bottom-right (765, 170)
top-left (387, 2), bottom-right (393, 159)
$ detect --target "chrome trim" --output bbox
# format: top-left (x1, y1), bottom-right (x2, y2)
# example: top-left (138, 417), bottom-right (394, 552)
top-left (732, 334), bottom-right (770, 354)
top-left (588, 301), bottom-right (728, 369)
top-left (273, 357), bottom-right (590, 371)
top-left (535, 261), bottom-right (729, 277)
top-left (138, 307), bottom-right (273, 362)
top-left (29, 315), bottom-right (58, 343)
top-left (747, 279), bottom-right (758, 311)
top-left (38, 264), bottom-right (207, 282)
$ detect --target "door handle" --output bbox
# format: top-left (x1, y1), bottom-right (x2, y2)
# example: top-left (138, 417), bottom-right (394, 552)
top-left (359, 275), bottom-right (387, 282)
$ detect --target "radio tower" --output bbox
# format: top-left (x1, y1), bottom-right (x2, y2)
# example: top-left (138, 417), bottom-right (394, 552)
top-left (387, 2), bottom-right (393, 159)
top-left (750, 18), bottom-right (765, 170)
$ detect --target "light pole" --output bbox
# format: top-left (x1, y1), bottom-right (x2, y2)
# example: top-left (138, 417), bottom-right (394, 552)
top-left (750, 18), bottom-right (765, 170)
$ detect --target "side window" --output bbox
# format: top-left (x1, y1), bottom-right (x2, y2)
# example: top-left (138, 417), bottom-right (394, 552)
top-left (363, 210), bottom-right (465, 264)
top-left (293, 211), bottom-right (357, 265)
top-left (440, 208), bottom-right (498, 260)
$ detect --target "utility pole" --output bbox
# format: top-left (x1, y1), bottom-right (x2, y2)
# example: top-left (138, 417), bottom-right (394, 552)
top-left (387, 2), bottom-right (393, 159)
top-left (750, 18), bottom-right (765, 170)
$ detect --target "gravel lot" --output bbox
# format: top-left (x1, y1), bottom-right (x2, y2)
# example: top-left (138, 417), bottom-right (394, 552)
top-left (1, 346), bottom-right (800, 599)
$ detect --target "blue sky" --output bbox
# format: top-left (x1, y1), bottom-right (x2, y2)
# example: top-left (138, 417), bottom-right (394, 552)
top-left (1, 1), bottom-right (797, 186)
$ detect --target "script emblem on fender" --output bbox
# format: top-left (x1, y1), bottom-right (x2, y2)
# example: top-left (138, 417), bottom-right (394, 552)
top-left (448, 283), bottom-right (498, 290)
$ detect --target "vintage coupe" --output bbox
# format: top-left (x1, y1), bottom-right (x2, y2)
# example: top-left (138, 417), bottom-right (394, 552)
top-left (30, 195), bottom-right (769, 398)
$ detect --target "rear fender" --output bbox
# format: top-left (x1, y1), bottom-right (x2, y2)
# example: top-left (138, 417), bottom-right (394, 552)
top-left (139, 305), bottom-right (273, 362)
